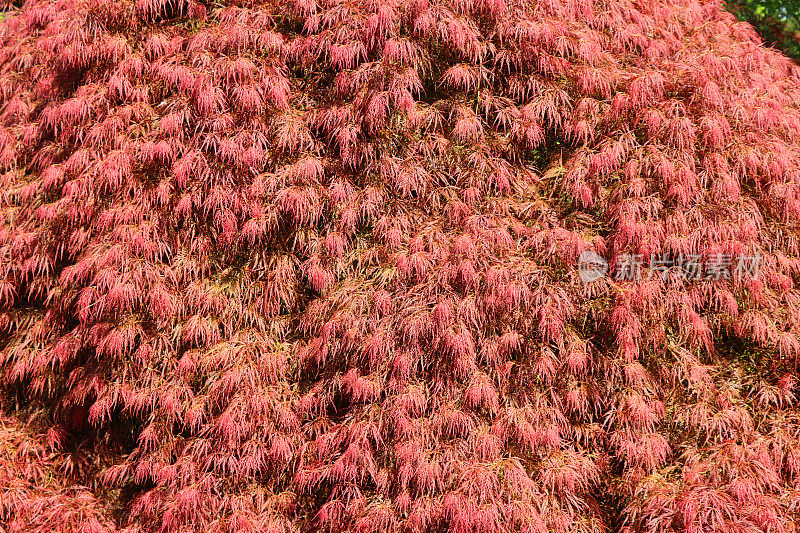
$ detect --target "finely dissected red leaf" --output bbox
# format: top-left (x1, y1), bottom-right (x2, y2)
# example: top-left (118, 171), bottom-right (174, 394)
top-left (1, 0), bottom-right (800, 531)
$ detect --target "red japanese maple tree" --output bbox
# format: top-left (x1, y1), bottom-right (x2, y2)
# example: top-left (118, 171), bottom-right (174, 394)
top-left (1, 0), bottom-right (799, 531)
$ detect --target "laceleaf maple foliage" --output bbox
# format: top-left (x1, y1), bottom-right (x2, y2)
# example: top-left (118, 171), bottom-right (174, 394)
top-left (0, 0), bottom-right (800, 531)
top-left (0, 414), bottom-right (115, 532)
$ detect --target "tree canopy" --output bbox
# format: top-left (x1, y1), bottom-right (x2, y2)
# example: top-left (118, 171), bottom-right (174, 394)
top-left (1, 0), bottom-right (800, 532)
top-left (726, 0), bottom-right (800, 59)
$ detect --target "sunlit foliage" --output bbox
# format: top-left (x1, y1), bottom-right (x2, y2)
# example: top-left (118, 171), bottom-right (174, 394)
top-left (726, 0), bottom-right (800, 60)
top-left (0, 0), bottom-right (800, 531)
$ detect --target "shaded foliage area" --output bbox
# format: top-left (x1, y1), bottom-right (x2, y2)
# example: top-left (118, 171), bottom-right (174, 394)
top-left (0, 0), bottom-right (799, 532)
top-left (726, 0), bottom-right (800, 60)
